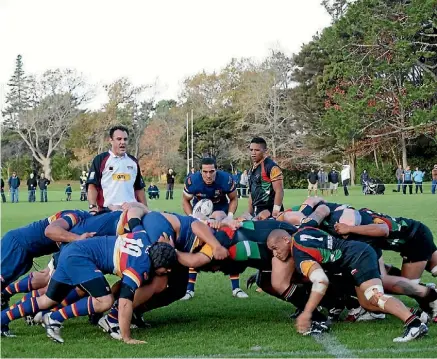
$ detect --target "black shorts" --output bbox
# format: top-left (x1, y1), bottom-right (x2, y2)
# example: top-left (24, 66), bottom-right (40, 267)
top-left (342, 241), bottom-right (381, 286)
top-left (401, 223), bottom-right (436, 263)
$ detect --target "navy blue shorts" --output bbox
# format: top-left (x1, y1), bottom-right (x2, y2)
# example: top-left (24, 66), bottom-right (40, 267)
top-left (142, 212), bottom-right (175, 244)
top-left (51, 245), bottom-right (104, 286)
top-left (212, 202), bottom-right (229, 213)
top-left (0, 231), bottom-right (33, 287)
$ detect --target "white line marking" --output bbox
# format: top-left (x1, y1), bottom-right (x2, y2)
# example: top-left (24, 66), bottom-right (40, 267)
top-left (177, 346), bottom-right (435, 358)
top-left (313, 333), bottom-right (356, 358)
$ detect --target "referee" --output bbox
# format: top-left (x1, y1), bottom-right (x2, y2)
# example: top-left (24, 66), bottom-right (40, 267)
top-left (86, 125), bottom-right (146, 213)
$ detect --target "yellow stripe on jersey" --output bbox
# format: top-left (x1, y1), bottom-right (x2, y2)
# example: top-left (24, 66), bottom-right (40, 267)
top-left (64, 213), bottom-right (78, 227)
top-left (300, 260), bottom-right (317, 277)
top-left (190, 236), bottom-right (201, 253)
top-left (113, 243), bottom-right (122, 277)
top-left (199, 244), bottom-right (213, 259)
top-left (116, 210), bottom-right (129, 235)
top-left (123, 268), bottom-right (142, 288)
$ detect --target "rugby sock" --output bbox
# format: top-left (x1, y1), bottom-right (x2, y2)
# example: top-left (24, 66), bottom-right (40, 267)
top-left (3, 273), bottom-right (34, 299)
top-left (281, 284), bottom-right (299, 303)
top-left (404, 315), bottom-right (421, 327)
top-left (187, 269), bottom-right (197, 292)
top-left (107, 305), bottom-right (119, 324)
top-left (59, 288), bottom-right (86, 307)
top-left (1, 297), bottom-right (39, 325)
top-left (50, 296), bottom-right (95, 323)
top-left (411, 287), bottom-right (437, 310)
top-left (230, 274), bottom-right (240, 290)
top-left (20, 290), bottom-right (41, 302)
top-left (229, 241), bottom-right (261, 261)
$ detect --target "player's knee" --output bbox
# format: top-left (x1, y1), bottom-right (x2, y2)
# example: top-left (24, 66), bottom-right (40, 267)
top-left (93, 294), bottom-right (114, 312)
top-left (364, 285), bottom-right (391, 310)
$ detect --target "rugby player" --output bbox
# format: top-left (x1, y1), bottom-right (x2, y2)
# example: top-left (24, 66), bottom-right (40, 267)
top-left (181, 157), bottom-right (247, 299)
top-left (267, 214), bottom-right (429, 342)
top-left (1, 226), bottom-right (177, 344)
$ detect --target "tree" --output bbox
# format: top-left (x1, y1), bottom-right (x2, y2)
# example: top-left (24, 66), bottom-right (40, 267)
top-left (2, 67), bottom-right (91, 180)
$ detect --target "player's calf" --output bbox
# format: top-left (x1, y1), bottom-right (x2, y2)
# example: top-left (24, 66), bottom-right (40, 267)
top-left (357, 279), bottom-right (428, 342)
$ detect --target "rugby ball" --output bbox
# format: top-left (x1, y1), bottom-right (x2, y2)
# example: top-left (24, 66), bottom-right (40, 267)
top-left (193, 199), bottom-right (214, 217)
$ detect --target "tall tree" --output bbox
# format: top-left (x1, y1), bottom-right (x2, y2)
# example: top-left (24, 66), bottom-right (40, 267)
top-left (2, 68), bottom-right (91, 179)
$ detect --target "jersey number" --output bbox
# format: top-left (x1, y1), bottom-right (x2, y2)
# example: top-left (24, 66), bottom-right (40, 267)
top-left (118, 236), bottom-right (144, 257)
top-left (300, 234), bottom-right (324, 242)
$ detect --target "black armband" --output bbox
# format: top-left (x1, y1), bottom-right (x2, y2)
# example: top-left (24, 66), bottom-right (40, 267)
top-left (128, 218), bottom-right (142, 232)
top-left (119, 282), bottom-right (135, 301)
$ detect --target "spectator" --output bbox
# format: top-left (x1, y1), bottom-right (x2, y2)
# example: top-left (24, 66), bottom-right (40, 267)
top-left (147, 182), bottom-right (160, 200)
top-left (232, 169), bottom-right (241, 198)
top-left (79, 170), bottom-right (87, 201)
top-left (190, 167), bottom-right (196, 175)
top-left (328, 167), bottom-right (339, 196)
top-left (412, 167), bottom-right (425, 194)
top-left (166, 168), bottom-right (176, 200)
top-left (86, 125), bottom-right (146, 213)
top-left (65, 183), bottom-right (72, 201)
top-left (341, 163), bottom-right (351, 196)
top-left (318, 168), bottom-right (328, 196)
top-left (8, 171), bottom-right (20, 203)
top-left (360, 169), bottom-right (370, 194)
top-left (402, 165), bottom-right (413, 195)
top-left (239, 169), bottom-right (249, 198)
top-left (1, 177), bottom-right (6, 203)
top-left (307, 168), bottom-right (319, 197)
top-left (395, 165), bottom-right (403, 192)
top-left (432, 164), bottom-right (437, 194)
top-left (26, 173), bottom-right (37, 202)
top-left (38, 173), bottom-right (50, 202)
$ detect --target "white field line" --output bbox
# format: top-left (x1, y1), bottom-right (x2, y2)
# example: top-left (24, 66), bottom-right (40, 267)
top-left (177, 346), bottom-right (434, 358)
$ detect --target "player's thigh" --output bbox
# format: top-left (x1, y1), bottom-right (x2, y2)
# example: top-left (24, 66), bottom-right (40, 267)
top-left (1, 233), bottom-right (33, 286)
top-left (400, 223), bottom-right (436, 278)
top-left (271, 257), bottom-right (294, 294)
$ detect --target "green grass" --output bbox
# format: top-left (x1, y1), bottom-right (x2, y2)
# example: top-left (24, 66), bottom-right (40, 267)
top-left (1, 185), bottom-right (436, 357)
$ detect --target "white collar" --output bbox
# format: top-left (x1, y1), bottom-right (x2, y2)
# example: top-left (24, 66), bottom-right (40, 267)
top-left (109, 150), bottom-right (126, 158)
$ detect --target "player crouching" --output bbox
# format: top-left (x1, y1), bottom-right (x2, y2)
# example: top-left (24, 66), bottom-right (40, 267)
top-left (1, 230), bottom-right (177, 344)
top-left (266, 215), bottom-right (429, 342)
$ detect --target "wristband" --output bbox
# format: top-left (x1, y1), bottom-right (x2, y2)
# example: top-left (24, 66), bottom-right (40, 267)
top-left (227, 212), bottom-right (234, 219)
top-left (273, 205), bottom-right (281, 212)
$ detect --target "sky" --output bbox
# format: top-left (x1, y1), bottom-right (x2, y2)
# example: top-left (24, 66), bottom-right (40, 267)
top-left (0, 0), bottom-right (331, 110)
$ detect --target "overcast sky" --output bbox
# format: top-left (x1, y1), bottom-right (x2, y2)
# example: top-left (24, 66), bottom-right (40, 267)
top-left (0, 0), bottom-right (331, 110)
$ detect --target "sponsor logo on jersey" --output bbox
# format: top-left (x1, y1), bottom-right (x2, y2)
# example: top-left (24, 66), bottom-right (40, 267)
top-left (112, 173), bottom-right (131, 181)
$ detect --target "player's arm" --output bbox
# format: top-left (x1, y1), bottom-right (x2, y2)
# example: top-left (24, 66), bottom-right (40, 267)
top-left (227, 189), bottom-right (238, 218)
top-left (191, 220), bottom-right (228, 260)
top-left (247, 193), bottom-right (253, 215)
top-left (45, 216), bottom-right (93, 243)
top-left (177, 251), bottom-right (211, 268)
top-left (297, 262), bottom-right (329, 333)
top-left (86, 156), bottom-right (102, 212)
top-left (119, 269), bottom-right (145, 344)
top-left (182, 177), bottom-right (195, 215)
top-left (270, 165), bottom-right (284, 218)
top-left (133, 162), bottom-right (147, 206)
top-left (307, 204), bottom-right (330, 225)
top-left (334, 222), bottom-right (389, 237)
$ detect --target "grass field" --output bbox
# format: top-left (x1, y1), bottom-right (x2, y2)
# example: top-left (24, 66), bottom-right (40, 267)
top-left (1, 182), bottom-right (436, 358)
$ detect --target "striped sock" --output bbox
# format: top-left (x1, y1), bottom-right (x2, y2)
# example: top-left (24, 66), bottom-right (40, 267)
top-left (107, 305), bottom-right (119, 324)
top-left (59, 288), bottom-right (86, 307)
top-left (229, 241), bottom-right (261, 261)
top-left (50, 297), bottom-right (95, 323)
top-left (187, 269), bottom-right (197, 292)
top-left (1, 297), bottom-right (39, 325)
top-left (3, 273), bottom-right (34, 299)
top-left (230, 274), bottom-right (240, 290)
top-left (20, 289), bottom-right (41, 302)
